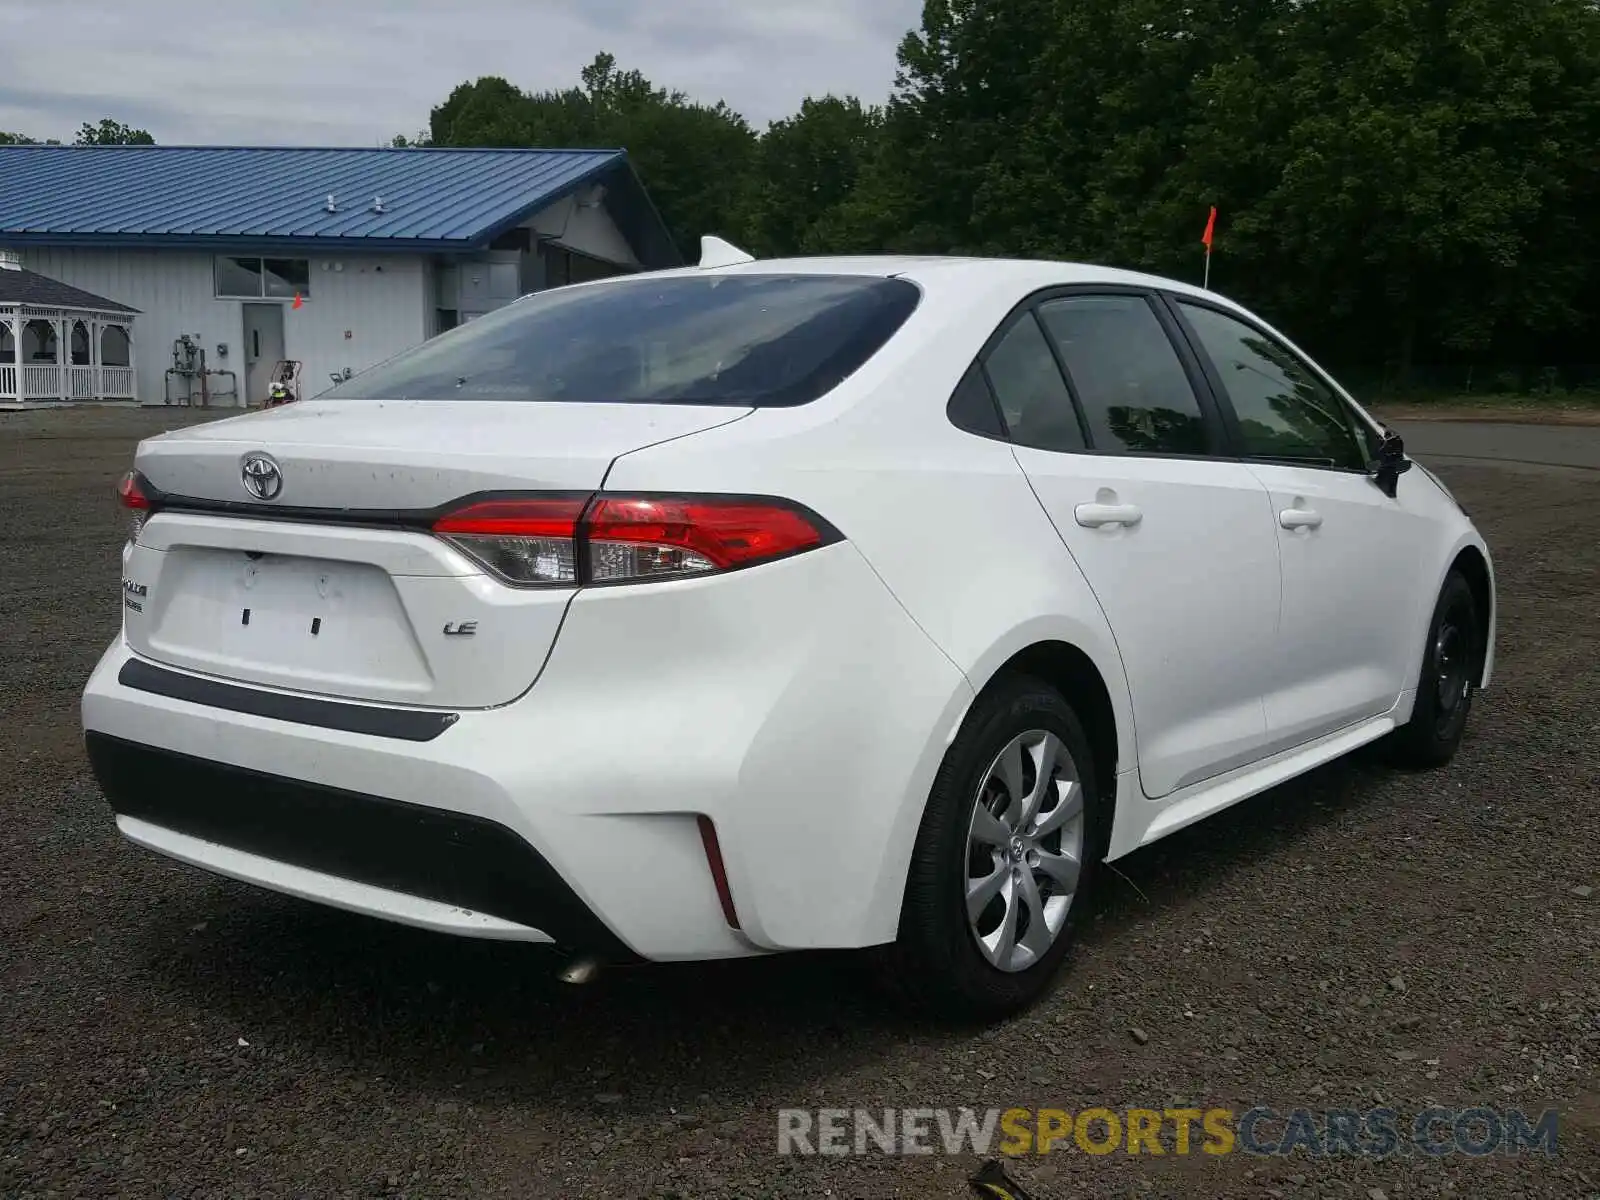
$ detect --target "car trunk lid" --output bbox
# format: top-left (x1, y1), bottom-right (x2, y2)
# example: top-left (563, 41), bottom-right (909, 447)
top-left (122, 400), bottom-right (750, 709)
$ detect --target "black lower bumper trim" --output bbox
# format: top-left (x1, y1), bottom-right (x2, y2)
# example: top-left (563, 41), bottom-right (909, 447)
top-left (117, 658), bottom-right (459, 742)
top-left (85, 732), bottom-right (637, 960)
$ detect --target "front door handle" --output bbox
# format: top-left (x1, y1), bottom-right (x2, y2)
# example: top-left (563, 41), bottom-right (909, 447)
top-left (1279, 507), bottom-right (1323, 530)
top-left (1075, 502), bottom-right (1143, 529)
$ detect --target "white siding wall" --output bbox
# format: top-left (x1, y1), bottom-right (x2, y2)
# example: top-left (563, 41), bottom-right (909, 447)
top-left (18, 248), bottom-right (429, 405)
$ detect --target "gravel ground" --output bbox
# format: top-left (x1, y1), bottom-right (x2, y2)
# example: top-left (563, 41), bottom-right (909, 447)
top-left (2, 407), bottom-right (1597, 1199)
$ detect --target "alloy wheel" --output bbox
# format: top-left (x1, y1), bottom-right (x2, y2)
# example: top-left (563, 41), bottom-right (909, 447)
top-left (964, 729), bottom-right (1085, 973)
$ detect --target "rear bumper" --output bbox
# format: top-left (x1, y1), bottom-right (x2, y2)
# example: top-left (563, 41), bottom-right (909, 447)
top-left (82, 541), bottom-right (973, 960)
top-left (87, 732), bottom-right (631, 954)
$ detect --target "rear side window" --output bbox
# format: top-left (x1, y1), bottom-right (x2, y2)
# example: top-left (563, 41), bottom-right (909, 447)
top-left (1036, 295), bottom-right (1209, 456)
top-left (1176, 301), bottom-right (1368, 471)
top-left (325, 274), bottom-right (922, 407)
top-left (947, 362), bottom-right (1007, 438)
top-left (983, 315), bottom-right (1085, 452)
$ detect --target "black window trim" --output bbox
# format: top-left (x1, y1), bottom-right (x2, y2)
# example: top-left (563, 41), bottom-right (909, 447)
top-left (944, 282), bottom-right (1240, 463)
top-left (1158, 291), bottom-right (1378, 477)
top-left (1024, 305), bottom-right (1096, 451)
top-left (979, 308), bottom-right (1091, 452)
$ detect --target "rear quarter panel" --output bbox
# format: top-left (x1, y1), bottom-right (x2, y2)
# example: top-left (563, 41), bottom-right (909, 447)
top-left (600, 279), bottom-right (1140, 942)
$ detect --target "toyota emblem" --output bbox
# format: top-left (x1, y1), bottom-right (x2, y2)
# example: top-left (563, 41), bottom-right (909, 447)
top-left (240, 453), bottom-right (283, 501)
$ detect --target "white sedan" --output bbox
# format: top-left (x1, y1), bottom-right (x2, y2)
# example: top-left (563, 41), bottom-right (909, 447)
top-left (83, 246), bottom-right (1494, 1020)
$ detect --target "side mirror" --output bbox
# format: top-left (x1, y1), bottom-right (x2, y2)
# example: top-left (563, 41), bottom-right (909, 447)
top-left (1371, 429), bottom-right (1413, 498)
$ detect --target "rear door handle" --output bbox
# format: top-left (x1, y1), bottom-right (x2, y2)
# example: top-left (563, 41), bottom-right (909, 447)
top-left (1074, 503), bottom-right (1143, 529)
top-left (1279, 508), bottom-right (1323, 530)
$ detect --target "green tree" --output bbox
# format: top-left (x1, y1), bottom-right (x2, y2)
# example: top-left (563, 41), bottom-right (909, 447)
top-left (414, 7), bottom-right (1600, 376)
top-left (431, 76), bottom-right (548, 147)
top-left (580, 53), bottom-right (759, 260)
top-left (742, 96), bottom-right (882, 256)
top-left (869, 0), bottom-right (1600, 377)
top-left (428, 55), bottom-right (757, 260)
top-left (74, 118), bottom-right (155, 145)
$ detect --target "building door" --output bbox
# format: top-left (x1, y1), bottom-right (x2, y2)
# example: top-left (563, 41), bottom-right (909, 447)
top-left (242, 303), bottom-right (285, 406)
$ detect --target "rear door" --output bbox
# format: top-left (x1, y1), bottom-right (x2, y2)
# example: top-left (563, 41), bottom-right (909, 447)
top-left (993, 289), bottom-right (1283, 799)
top-left (1166, 297), bottom-right (1434, 751)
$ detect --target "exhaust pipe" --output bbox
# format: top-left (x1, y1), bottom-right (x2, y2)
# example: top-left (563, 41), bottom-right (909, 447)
top-left (557, 956), bottom-right (601, 985)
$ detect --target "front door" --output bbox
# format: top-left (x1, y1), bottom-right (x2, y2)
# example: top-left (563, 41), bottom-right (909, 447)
top-left (242, 303), bottom-right (285, 406)
top-left (989, 291), bottom-right (1283, 799)
top-left (1169, 297), bottom-right (1432, 753)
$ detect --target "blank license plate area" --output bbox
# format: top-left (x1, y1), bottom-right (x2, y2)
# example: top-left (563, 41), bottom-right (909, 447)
top-left (147, 548), bottom-right (431, 693)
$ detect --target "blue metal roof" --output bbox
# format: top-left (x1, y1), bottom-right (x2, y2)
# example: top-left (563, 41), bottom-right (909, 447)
top-left (0, 146), bottom-right (682, 265)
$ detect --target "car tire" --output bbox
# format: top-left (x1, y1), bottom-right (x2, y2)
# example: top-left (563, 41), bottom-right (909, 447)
top-left (1387, 569), bottom-right (1481, 769)
top-left (878, 674), bottom-right (1102, 1023)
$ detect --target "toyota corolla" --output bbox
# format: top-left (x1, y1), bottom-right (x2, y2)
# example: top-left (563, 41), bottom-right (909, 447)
top-left (83, 248), bottom-right (1494, 1019)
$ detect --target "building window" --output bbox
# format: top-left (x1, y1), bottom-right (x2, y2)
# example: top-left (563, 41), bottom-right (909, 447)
top-left (216, 256), bottom-right (311, 300)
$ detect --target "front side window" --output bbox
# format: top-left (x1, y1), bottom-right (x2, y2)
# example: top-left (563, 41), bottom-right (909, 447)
top-left (325, 274), bottom-right (921, 407)
top-left (216, 256), bottom-right (311, 300)
top-left (1036, 294), bottom-right (1209, 456)
top-left (1177, 301), bottom-right (1367, 471)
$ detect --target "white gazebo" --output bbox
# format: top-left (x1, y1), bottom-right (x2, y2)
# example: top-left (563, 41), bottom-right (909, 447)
top-left (0, 257), bottom-right (137, 408)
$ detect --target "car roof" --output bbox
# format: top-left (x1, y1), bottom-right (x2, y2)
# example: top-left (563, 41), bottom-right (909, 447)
top-left (682, 253), bottom-right (1242, 311)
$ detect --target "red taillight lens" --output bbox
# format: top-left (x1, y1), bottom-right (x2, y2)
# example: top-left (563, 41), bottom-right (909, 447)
top-left (585, 496), bottom-right (828, 581)
top-left (118, 470), bottom-right (150, 541)
top-left (431, 496), bottom-right (586, 586)
top-left (118, 470), bottom-right (150, 510)
top-left (429, 493), bottom-right (836, 587)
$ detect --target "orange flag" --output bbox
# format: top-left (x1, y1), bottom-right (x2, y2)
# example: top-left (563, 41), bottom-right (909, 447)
top-left (292, 293), bottom-right (304, 309)
top-left (1202, 206), bottom-right (1217, 250)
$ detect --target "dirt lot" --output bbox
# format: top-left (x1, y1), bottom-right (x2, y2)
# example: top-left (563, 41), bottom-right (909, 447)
top-left (2, 407), bottom-right (1597, 1199)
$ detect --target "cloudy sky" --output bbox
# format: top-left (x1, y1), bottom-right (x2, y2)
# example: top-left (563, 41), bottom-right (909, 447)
top-left (0, 0), bottom-right (924, 145)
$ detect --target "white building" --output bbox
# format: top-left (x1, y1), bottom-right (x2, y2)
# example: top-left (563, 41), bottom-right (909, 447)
top-left (0, 145), bottom-right (681, 409)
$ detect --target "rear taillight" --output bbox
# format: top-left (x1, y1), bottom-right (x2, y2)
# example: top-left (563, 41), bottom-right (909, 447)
top-left (432, 496), bottom-right (587, 586)
top-left (118, 470), bottom-right (150, 542)
top-left (585, 496), bottom-right (831, 580)
top-left (430, 493), bottom-right (838, 587)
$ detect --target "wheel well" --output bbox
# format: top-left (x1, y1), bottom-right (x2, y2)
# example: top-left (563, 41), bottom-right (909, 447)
top-left (992, 641), bottom-right (1119, 837)
top-left (1450, 546), bottom-right (1493, 682)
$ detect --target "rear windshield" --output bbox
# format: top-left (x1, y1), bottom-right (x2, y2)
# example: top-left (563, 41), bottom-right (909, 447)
top-left (325, 273), bottom-right (922, 407)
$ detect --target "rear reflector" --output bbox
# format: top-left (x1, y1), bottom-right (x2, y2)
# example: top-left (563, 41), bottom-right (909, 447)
top-left (431, 493), bottom-right (838, 587)
top-left (696, 815), bottom-right (741, 930)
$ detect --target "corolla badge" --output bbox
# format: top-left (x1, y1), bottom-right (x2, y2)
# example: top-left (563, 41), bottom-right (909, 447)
top-left (240, 453), bottom-right (283, 501)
